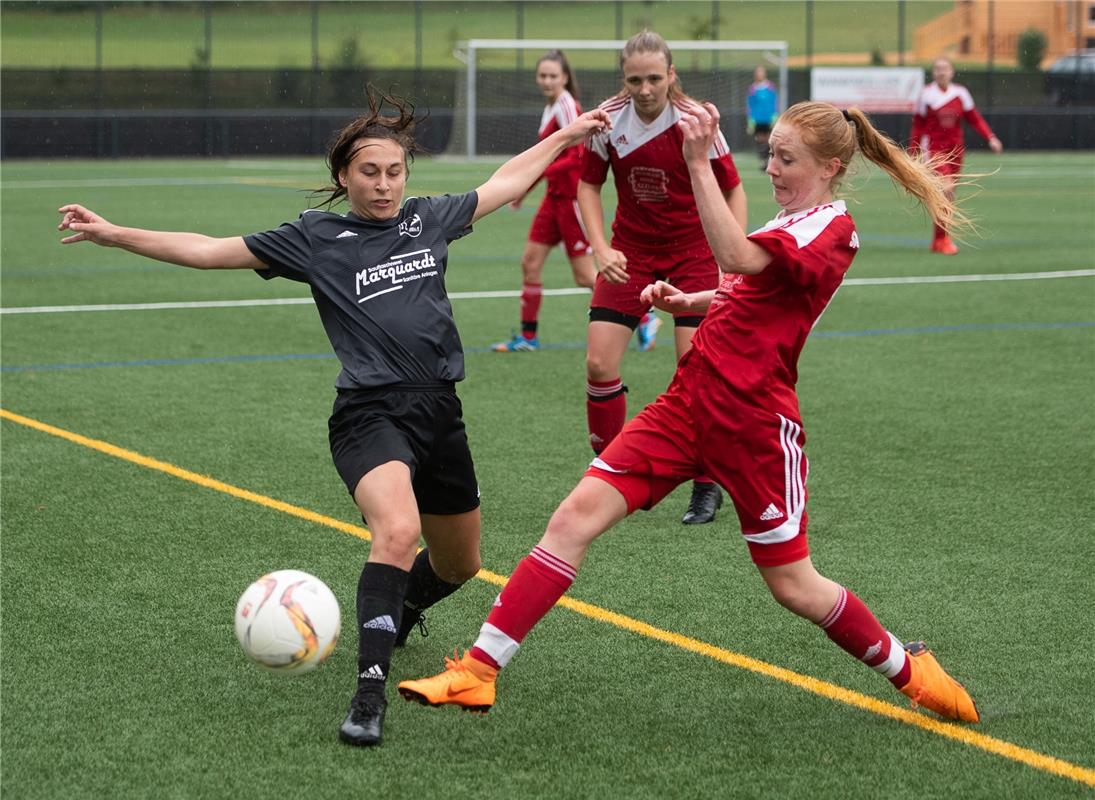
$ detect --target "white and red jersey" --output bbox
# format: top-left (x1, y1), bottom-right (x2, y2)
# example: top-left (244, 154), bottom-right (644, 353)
top-left (538, 89), bottom-right (583, 198)
top-left (690, 201), bottom-right (859, 413)
top-left (909, 82), bottom-right (995, 159)
top-left (581, 95), bottom-right (741, 253)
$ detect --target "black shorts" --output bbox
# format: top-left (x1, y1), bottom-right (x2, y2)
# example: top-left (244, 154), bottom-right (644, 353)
top-left (328, 384), bottom-right (480, 516)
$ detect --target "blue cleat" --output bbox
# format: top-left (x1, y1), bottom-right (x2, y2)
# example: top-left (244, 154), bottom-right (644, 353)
top-left (636, 313), bottom-right (662, 352)
top-left (492, 332), bottom-right (540, 352)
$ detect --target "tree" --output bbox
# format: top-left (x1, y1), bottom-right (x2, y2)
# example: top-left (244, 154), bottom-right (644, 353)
top-left (1016, 28), bottom-right (1047, 71)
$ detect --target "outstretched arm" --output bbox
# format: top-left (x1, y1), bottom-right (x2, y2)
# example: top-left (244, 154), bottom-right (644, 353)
top-left (472, 110), bottom-right (610, 223)
top-left (678, 105), bottom-right (771, 276)
top-left (57, 204), bottom-right (265, 270)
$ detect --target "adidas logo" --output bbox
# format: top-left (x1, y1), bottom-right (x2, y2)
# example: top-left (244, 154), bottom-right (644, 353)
top-left (590, 433), bottom-right (604, 444)
top-left (615, 134), bottom-right (629, 145)
top-left (492, 594), bottom-right (503, 608)
top-left (759, 503), bottom-right (784, 521)
top-left (363, 615), bottom-right (397, 633)
top-left (336, 230), bottom-right (358, 239)
top-left (359, 664), bottom-right (386, 681)
top-left (863, 640), bottom-right (883, 661)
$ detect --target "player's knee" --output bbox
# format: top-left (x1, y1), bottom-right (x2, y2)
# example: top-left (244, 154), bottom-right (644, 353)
top-left (586, 351), bottom-right (618, 382)
top-left (764, 575), bottom-right (815, 617)
top-left (520, 254), bottom-right (543, 280)
top-left (435, 557), bottom-right (480, 585)
top-left (543, 496), bottom-right (600, 550)
top-left (369, 520), bottom-right (422, 561)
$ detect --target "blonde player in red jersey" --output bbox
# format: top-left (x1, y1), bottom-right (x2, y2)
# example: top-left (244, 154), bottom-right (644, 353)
top-left (910, 56), bottom-right (1002, 255)
top-left (399, 101), bottom-right (982, 725)
top-left (578, 31), bottom-right (747, 525)
top-left (493, 50), bottom-right (597, 352)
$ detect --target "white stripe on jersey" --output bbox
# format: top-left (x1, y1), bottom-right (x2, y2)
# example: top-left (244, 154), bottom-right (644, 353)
top-left (753, 201), bottom-right (848, 251)
top-left (540, 89), bottom-right (579, 136)
top-left (742, 414), bottom-right (807, 546)
top-left (916, 83), bottom-right (976, 114)
top-left (590, 97), bottom-right (729, 161)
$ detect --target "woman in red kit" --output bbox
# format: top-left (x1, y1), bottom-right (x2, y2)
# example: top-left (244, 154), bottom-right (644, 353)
top-left (399, 101), bottom-right (982, 725)
top-left (578, 30), bottom-right (748, 526)
top-left (910, 56), bottom-right (1002, 254)
top-left (492, 50), bottom-right (597, 352)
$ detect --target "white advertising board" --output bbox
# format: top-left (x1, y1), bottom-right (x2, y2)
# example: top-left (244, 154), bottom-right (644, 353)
top-left (810, 67), bottom-right (924, 112)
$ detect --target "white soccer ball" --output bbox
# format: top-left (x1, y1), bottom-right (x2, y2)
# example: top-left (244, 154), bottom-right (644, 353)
top-left (234, 569), bottom-right (341, 674)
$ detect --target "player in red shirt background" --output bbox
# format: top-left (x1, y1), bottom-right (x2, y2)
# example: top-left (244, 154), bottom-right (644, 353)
top-left (577, 31), bottom-right (748, 525)
top-left (909, 56), bottom-right (1002, 255)
top-left (400, 101), bottom-right (981, 726)
top-left (493, 50), bottom-right (597, 352)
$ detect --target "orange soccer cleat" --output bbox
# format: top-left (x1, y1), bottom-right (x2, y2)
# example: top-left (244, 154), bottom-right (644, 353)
top-left (899, 642), bottom-right (980, 723)
top-left (931, 236), bottom-right (959, 255)
top-left (398, 651), bottom-right (498, 713)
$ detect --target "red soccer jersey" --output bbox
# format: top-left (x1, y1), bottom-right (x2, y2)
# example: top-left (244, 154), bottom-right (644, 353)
top-left (581, 96), bottom-right (741, 253)
top-left (690, 201), bottom-right (859, 413)
top-left (539, 89), bottom-right (583, 198)
top-left (909, 82), bottom-right (995, 159)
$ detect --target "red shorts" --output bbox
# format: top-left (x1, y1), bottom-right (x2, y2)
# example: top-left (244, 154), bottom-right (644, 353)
top-left (584, 354), bottom-right (810, 567)
top-left (590, 240), bottom-right (720, 321)
top-left (528, 193), bottom-right (592, 258)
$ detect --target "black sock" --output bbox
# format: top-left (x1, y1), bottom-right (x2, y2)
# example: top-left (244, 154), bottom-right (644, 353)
top-left (402, 548), bottom-right (465, 619)
top-left (355, 562), bottom-right (409, 695)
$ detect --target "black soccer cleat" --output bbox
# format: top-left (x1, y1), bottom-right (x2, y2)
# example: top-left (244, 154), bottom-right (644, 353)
top-left (681, 482), bottom-right (723, 525)
top-left (393, 609), bottom-right (428, 648)
top-left (339, 692), bottom-right (387, 747)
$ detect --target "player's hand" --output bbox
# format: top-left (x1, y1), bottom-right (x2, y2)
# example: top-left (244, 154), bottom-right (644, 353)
top-left (563, 109), bottom-right (611, 143)
top-left (594, 247), bottom-right (628, 284)
top-left (988, 136), bottom-right (1003, 154)
top-left (57, 204), bottom-right (120, 246)
top-left (641, 280), bottom-right (691, 313)
top-left (677, 102), bottom-right (720, 163)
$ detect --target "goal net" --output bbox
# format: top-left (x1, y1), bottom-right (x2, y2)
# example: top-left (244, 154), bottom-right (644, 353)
top-left (447, 38), bottom-right (788, 158)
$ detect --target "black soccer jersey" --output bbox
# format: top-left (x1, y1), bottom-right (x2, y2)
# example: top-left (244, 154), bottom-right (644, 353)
top-left (245, 192), bottom-right (478, 389)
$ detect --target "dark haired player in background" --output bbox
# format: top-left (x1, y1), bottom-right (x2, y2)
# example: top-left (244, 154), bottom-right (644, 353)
top-left (492, 49), bottom-right (597, 352)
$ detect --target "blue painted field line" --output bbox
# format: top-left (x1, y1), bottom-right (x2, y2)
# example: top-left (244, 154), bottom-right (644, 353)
top-left (3, 321), bottom-right (1092, 374)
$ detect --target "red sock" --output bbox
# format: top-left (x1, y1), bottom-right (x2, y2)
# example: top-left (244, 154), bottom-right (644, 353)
top-left (932, 223), bottom-right (947, 242)
top-left (520, 282), bottom-right (543, 338)
top-left (586, 378), bottom-right (626, 454)
top-left (819, 587), bottom-right (911, 687)
top-left (469, 546), bottom-right (576, 669)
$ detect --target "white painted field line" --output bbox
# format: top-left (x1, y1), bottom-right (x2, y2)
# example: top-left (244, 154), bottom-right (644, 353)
top-left (2, 270), bottom-right (1092, 316)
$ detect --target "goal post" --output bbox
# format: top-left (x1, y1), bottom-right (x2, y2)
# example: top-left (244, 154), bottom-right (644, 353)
top-left (451, 38), bottom-right (788, 158)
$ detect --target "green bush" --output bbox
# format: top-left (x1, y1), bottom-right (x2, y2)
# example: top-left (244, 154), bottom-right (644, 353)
top-left (1016, 27), bottom-right (1047, 70)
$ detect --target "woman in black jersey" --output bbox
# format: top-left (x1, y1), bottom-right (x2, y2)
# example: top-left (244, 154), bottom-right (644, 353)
top-left (58, 88), bottom-right (610, 748)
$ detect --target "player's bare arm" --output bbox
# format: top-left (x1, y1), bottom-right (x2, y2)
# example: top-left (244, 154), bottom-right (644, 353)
top-left (678, 105), bottom-right (770, 276)
top-left (472, 110), bottom-right (610, 223)
top-left (640, 280), bottom-right (716, 314)
top-left (725, 184), bottom-right (748, 231)
top-left (57, 204), bottom-right (265, 270)
top-left (576, 180), bottom-right (629, 284)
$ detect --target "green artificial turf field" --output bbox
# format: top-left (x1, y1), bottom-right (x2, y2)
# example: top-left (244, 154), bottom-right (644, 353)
top-left (2, 151), bottom-right (1093, 798)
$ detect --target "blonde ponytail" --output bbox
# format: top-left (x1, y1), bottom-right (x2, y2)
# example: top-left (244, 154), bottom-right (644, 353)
top-left (779, 102), bottom-right (970, 235)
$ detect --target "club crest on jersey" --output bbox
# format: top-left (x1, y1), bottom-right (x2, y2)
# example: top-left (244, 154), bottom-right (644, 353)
top-left (628, 166), bottom-right (669, 203)
top-left (398, 214), bottom-right (423, 238)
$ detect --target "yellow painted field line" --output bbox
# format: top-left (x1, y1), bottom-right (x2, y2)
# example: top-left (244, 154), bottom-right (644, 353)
top-left (4, 406), bottom-right (1093, 789)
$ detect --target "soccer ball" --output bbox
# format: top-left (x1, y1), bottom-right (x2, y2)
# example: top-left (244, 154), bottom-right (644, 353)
top-left (234, 569), bottom-right (341, 674)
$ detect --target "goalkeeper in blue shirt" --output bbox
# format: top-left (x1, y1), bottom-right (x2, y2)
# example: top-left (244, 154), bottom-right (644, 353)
top-left (746, 66), bottom-right (779, 170)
